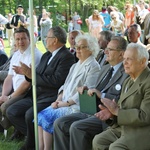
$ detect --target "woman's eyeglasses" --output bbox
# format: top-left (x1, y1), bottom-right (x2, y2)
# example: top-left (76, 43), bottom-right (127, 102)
top-left (75, 45), bottom-right (89, 50)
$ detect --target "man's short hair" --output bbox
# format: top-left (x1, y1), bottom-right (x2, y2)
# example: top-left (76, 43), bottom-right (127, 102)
top-left (17, 4), bottom-right (23, 9)
top-left (129, 24), bottom-right (141, 34)
top-left (14, 27), bottom-right (30, 39)
top-left (51, 26), bottom-right (67, 44)
top-left (127, 43), bottom-right (149, 64)
top-left (111, 36), bottom-right (127, 51)
top-left (100, 30), bottom-right (115, 42)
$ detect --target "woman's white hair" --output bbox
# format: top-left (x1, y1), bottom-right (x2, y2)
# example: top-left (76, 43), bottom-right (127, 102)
top-left (75, 33), bottom-right (99, 57)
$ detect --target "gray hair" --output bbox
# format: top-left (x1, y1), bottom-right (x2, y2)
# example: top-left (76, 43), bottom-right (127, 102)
top-left (111, 36), bottom-right (127, 51)
top-left (127, 43), bottom-right (149, 64)
top-left (75, 34), bottom-right (99, 57)
top-left (129, 24), bottom-right (141, 34)
top-left (100, 30), bottom-right (115, 42)
top-left (69, 30), bottom-right (82, 35)
top-left (50, 26), bottom-right (67, 44)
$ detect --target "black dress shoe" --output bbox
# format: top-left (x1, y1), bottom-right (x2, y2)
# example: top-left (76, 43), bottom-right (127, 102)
top-left (0, 124), bottom-right (4, 133)
top-left (9, 129), bottom-right (25, 141)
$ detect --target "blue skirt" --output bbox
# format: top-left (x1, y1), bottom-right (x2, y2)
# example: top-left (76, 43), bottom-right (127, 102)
top-left (38, 106), bottom-right (71, 134)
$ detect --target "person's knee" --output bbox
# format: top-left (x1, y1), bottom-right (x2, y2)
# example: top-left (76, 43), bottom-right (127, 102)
top-left (92, 134), bottom-right (102, 149)
top-left (70, 121), bottom-right (80, 135)
top-left (109, 143), bottom-right (115, 150)
top-left (25, 109), bottom-right (33, 123)
top-left (109, 141), bottom-right (128, 150)
top-left (54, 117), bottom-right (70, 134)
top-left (6, 105), bottom-right (18, 119)
top-left (109, 142), bottom-right (122, 150)
top-left (1, 102), bottom-right (7, 115)
top-left (93, 134), bottom-right (98, 146)
top-left (54, 118), bottom-right (62, 130)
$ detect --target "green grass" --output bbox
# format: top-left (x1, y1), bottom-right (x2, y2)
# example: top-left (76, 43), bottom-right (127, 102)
top-left (0, 126), bottom-right (24, 150)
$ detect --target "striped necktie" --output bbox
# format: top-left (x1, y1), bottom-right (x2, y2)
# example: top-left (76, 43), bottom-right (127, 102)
top-left (98, 67), bottom-right (114, 91)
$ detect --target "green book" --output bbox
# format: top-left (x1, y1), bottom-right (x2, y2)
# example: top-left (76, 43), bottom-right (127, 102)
top-left (79, 90), bottom-right (101, 115)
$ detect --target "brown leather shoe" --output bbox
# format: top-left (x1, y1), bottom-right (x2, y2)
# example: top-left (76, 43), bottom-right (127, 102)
top-left (9, 129), bottom-right (25, 141)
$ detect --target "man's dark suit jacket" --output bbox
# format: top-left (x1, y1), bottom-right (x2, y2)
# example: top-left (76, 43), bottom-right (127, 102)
top-left (67, 48), bottom-right (78, 62)
top-left (96, 63), bottom-right (129, 101)
top-left (96, 50), bottom-right (108, 67)
top-left (96, 63), bottom-right (129, 128)
top-left (0, 50), bottom-right (8, 67)
top-left (26, 45), bottom-right (75, 102)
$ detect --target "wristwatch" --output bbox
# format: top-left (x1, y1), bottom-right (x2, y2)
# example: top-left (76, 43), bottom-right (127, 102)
top-left (8, 95), bottom-right (12, 100)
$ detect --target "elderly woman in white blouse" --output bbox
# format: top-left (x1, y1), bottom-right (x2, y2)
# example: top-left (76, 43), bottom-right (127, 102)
top-left (37, 33), bottom-right (101, 150)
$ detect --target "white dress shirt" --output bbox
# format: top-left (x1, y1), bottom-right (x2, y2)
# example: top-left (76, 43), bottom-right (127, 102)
top-left (9, 45), bottom-right (42, 91)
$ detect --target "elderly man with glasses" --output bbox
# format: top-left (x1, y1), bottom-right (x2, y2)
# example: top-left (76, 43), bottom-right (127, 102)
top-left (93, 43), bottom-right (150, 150)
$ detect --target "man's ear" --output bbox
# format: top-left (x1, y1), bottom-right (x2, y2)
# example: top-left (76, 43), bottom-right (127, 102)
top-left (141, 57), bottom-right (147, 65)
top-left (53, 38), bottom-right (58, 45)
top-left (120, 51), bottom-right (124, 57)
top-left (137, 32), bottom-right (140, 38)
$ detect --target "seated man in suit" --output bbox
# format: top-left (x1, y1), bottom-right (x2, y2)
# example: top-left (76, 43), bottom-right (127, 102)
top-left (93, 43), bottom-right (150, 150)
top-left (53, 36), bottom-right (128, 150)
top-left (96, 30), bottom-right (114, 67)
top-left (6, 26), bottom-right (75, 150)
top-left (68, 30), bottom-right (82, 62)
top-left (127, 23), bottom-right (146, 47)
top-left (127, 23), bottom-right (150, 67)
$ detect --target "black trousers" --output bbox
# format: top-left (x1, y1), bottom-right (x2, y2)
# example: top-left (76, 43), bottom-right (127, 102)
top-left (6, 95), bottom-right (56, 148)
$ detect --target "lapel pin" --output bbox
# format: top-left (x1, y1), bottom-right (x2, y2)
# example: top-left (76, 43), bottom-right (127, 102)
top-left (115, 84), bottom-right (121, 91)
